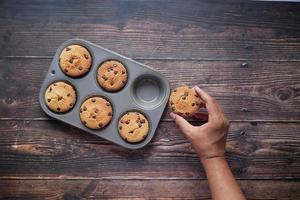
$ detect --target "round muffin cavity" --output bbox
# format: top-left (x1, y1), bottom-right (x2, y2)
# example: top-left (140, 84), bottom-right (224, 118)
top-left (79, 97), bottom-right (113, 129)
top-left (97, 60), bottom-right (128, 92)
top-left (59, 44), bottom-right (92, 77)
top-left (118, 111), bottom-right (149, 143)
top-left (169, 86), bottom-right (203, 117)
top-left (44, 81), bottom-right (76, 113)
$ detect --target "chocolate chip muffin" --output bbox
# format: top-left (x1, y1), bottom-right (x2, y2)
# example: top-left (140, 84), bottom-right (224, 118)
top-left (169, 86), bottom-right (202, 117)
top-left (97, 60), bottom-right (127, 92)
top-left (118, 111), bottom-right (149, 143)
top-left (79, 97), bottom-right (113, 129)
top-left (44, 81), bottom-right (76, 113)
top-left (59, 44), bottom-right (92, 77)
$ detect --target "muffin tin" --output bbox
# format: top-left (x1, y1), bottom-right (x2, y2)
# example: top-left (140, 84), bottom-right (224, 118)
top-left (39, 39), bottom-right (170, 149)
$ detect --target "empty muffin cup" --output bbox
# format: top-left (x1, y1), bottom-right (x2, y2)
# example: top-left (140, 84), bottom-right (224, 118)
top-left (131, 74), bottom-right (167, 109)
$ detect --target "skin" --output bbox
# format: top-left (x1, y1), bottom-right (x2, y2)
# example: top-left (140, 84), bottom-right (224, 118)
top-left (170, 86), bottom-right (246, 200)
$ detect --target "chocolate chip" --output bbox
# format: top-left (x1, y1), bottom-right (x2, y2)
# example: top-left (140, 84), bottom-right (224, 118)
top-left (195, 94), bottom-right (199, 97)
top-left (178, 112), bottom-right (183, 116)
top-left (102, 75), bottom-right (108, 81)
top-left (191, 103), bottom-right (195, 106)
top-left (58, 96), bottom-right (63, 101)
top-left (69, 103), bottom-right (73, 107)
top-left (64, 69), bottom-right (68, 72)
top-left (69, 58), bottom-right (73, 63)
top-left (136, 119), bottom-right (140, 123)
top-left (94, 108), bottom-right (99, 113)
top-left (84, 54), bottom-right (89, 59)
top-left (53, 83), bottom-right (57, 86)
top-left (110, 81), bottom-right (114, 86)
top-left (98, 123), bottom-right (103, 127)
top-left (49, 87), bottom-right (52, 92)
top-left (66, 47), bottom-right (71, 51)
top-left (195, 102), bottom-right (199, 106)
top-left (129, 130), bottom-right (134, 133)
top-left (182, 96), bottom-right (186, 100)
top-left (83, 106), bottom-right (87, 111)
top-left (92, 115), bottom-right (96, 119)
top-left (125, 120), bottom-right (130, 124)
top-left (67, 93), bottom-right (71, 97)
top-left (119, 126), bottom-right (122, 130)
top-left (185, 112), bottom-right (190, 116)
top-left (122, 80), bottom-right (126, 84)
top-left (114, 71), bottom-right (118, 75)
top-left (80, 108), bottom-right (83, 113)
top-left (108, 112), bottom-right (112, 116)
top-left (122, 71), bottom-right (125, 74)
top-left (138, 123), bottom-right (142, 128)
top-left (120, 120), bottom-right (124, 124)
top-left (173, 89), bottom-right (177, 92)
top-left (91, 99), bottom-right (96, 103)
top-left (78, 66), bottom-right (83, 70)
top-left (47, 99), bottom-right (51, 102)
top-left (106, 102), bottom-right (110, 106)
top-left (184, 92), bottom-right (189, 96)
top-left (140, 119), bottom-right (145, 123)
top-left (170, 101), bottom-right (174, 105)
top-left (57, 107), bottom-right (61, 111)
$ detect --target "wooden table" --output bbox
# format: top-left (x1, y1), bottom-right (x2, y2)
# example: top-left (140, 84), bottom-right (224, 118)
top-left (0, 1), bottom-right (299, 199)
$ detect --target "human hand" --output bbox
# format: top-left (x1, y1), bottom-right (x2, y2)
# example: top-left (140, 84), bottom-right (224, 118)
top-left (170, 86), bottom-right (229, 161)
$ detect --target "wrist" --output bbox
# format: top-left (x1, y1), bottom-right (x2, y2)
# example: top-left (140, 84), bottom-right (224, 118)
top-left (200, 156), bottom-right (226, 167)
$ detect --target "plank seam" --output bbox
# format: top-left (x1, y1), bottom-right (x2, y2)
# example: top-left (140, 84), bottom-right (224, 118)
top-left (0, 177), bottom-right (299, 181)
top-left (0, 118), bottom-right (300, 123)
top-left (2, 56), bottom-right (300, 62)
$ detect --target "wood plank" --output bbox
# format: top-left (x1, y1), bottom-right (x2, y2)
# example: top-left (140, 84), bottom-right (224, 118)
top-left (1, 58), bottom-right (299, 120)
top-left (0, 179), bottom-right (299, 199)
top-left (1, 1), bottom-right (300, 60)
top-left (0, 120), bottom-right (299, 179)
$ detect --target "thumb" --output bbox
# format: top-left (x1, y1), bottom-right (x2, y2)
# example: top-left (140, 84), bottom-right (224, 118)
top-left (170, 112), bottom-right (193, 137)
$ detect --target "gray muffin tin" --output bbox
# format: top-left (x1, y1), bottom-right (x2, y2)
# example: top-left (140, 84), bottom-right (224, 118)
top-left (39, 39), bottom-right (170, 149)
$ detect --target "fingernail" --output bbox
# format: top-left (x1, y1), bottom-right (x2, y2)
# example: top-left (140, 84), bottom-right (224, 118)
top-left (170, 112), bottom-right (176, 120)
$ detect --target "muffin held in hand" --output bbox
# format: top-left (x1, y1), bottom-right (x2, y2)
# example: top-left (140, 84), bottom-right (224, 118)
top-left (169, 86), bottom-right (203, 117)
top-left (118, 112), bottom-right (149, 143)
top-left (59, 44), bottom-right (92, 77)
top-left (80, 97), bottom-right (113, 130)
top-left (97, 60), bottom-right (128, 92)
top-left (44, 81), bottom-right (76, 113)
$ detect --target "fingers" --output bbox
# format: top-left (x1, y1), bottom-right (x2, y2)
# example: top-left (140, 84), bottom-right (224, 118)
top-left (170, 112), bottom-right (193, 136)
top-left (194, 86), bottom-right (212, 103)
top-left (194, 86), bottom-right (223, 122)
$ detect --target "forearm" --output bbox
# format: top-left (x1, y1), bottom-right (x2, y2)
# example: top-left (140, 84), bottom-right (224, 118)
top-left (201, 157), bottom-right (246, 200)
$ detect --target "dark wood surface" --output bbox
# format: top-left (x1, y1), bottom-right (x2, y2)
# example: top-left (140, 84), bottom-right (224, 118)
top-left (0, 0), bottom-right (300, 199)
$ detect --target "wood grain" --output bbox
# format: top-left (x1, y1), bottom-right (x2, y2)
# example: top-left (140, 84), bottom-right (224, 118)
top-left (0, 179), bottom-right (299, 199)
top-left (0, 120), bottom-right (299, 179)
top-left (0, 1), bottom-right (300, 60)
top-left (1, 0), bottom-right (300, 199)
top-left (0, 59), bottom-right (299, 120)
